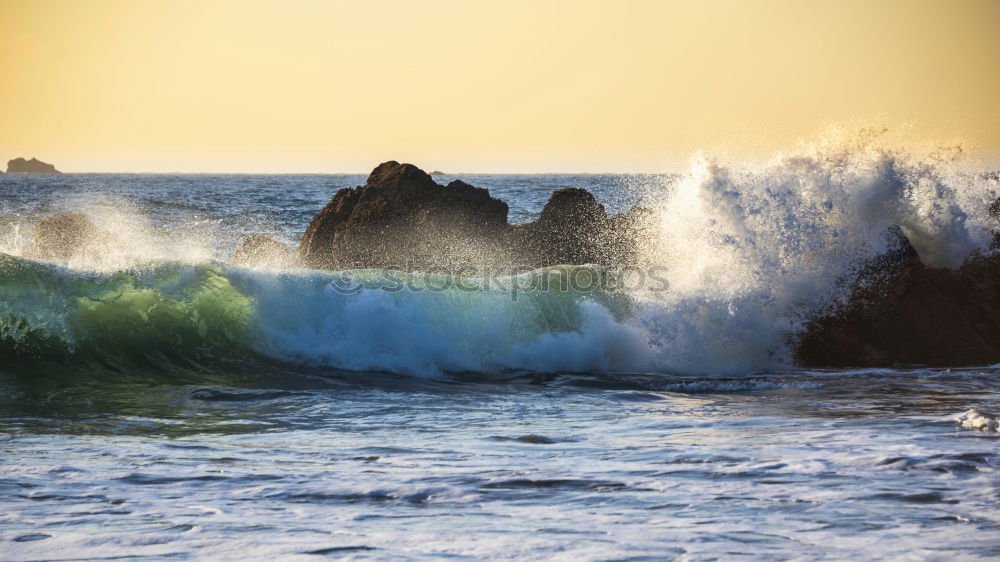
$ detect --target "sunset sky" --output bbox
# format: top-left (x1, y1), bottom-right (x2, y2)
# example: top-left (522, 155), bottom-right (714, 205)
top-left (1, 0), bottom-right (998, 173)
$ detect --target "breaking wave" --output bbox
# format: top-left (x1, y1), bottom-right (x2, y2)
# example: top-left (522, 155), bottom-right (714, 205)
top-left (1, 133), bottom-right (997, 377)
top-left (0, 256), bottom-right (649, 377)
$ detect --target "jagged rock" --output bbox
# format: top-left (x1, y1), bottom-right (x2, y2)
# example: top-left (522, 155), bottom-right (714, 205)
top-left (508, 188), bottom-right (610, 267)
top-left (797, 235), bottom-right (1000, 368)
top-left (297, 161), bottom-right (653, 274)
top-left (298, 161), bottom-right (510, 272)
top-left (27, 214), bottom-right (109, 260)
top-left (7, 157), bottom-right (60, 174)
top-left (232, 235), bottom-right (296, 268)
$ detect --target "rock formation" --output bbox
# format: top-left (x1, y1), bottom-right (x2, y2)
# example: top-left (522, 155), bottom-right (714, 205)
top-left (797, 253), bottom-right (1000, 367)
top-left (27, 214), bottom-right (110, 260)
top-left (297, 161), bottom-right (652, 274)
top-left (232, 235), bottom-right (296, 268)
top-left (797, 218), bottom-right (1000, 368)
top-left (6, 157), bottom-right (60, 174)
top-left (298, 161), bottom-right (511, 272)
top-left (508, 188), bottom-right (616, 267)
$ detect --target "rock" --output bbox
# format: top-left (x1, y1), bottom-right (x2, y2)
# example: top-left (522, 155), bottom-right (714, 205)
top-left (606, 205), bottom-right (657, 267)
top-left (796, 248), bottom-right (1000, 368)
top-left (298, 161), bottom-right (510, 272)
top-left (6, 157), bottom-right (60, 174)
top-left (539, 188), bottom-right (607, 226)
top-left (297, 161), bottom-right (651, 274)
top-left (852, 225), bottom-right (919, 279)
top-left (232, 235), bottom-right (296, 268)
top-left (27, 213), bottom-right (109, 260)
top-left (508, 188), bottom-right (610, 267)
top-left (506, 190), bottom-right (656, 269)
top-left (429, 170), bottom-right (446, 176)
top-left (989, 197), bottom-right (1000, 223)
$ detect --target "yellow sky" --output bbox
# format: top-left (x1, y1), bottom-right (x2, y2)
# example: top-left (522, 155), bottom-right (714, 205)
top-left (1, 0), bottom-right (998, 173)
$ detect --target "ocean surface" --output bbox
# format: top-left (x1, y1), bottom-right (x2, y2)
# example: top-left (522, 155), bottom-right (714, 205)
top-left (2, 156), bottom-right (1000, 560)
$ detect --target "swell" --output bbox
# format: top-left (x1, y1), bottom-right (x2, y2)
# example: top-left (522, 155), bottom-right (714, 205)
top-left (0, 254), bottom-right (254, 370)
top-left (0, 254), bottom-right (647, 377)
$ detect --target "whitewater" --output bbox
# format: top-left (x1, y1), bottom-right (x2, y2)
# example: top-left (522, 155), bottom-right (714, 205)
top-left (1, 140), bottom-right (999, 559)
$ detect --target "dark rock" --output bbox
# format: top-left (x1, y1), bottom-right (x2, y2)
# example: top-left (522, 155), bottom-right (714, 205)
top-left (539, 188), bottom-right (607, 227)
top-left (232, 235), bottom-right (295, 268)
top-left (606, 205), bottom-right (657, 267)
top-left (298, 161), bottom-right (510, 272)
top-left (27, 213), bottom-right (110, 260)
top-left (7, 157), bottom-right (60, 174)
top-left (514, 434), bottom-right (556, 444)
top-left (797, 249), bottom-right (1000, 368)
top-left (989, 197), bottom-right (1000, 223)
top-left (297, 161), bottom-right (652, 274)
top-left (506, 190), bottom-right (656, 268)
top-left (507, 188), bottom-right (609, 267)
top-left (852, 225), bottom-right (919, 279)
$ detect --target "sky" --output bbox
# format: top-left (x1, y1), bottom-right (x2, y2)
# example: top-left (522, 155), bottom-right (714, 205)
top-left (1, 0), bottom-right (998, 173)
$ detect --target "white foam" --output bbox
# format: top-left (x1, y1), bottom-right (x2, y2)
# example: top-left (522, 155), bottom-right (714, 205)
top-left (626, 133), bottom-right (998, 374)
top-left (955, 409), bottom-right (999, 432)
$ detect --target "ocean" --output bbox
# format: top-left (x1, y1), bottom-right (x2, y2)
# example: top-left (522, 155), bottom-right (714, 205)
top-left (1, 156), bottom-right (999, 559)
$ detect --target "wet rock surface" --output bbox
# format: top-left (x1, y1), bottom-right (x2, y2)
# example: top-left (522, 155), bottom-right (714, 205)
top-left (797, 247), bottom-right (1000, 368)
top-left (232, 235), bottom-right (296, 268)
top-left (27, 213), bottom-right (112, 260)
top-left (297, 161), bottom-right (650, 273)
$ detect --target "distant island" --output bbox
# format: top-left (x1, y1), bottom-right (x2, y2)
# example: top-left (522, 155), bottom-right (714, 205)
top-left (429, 170), bottom-right (445, 176)
top-left (6, 157), bottom-right (61, 174)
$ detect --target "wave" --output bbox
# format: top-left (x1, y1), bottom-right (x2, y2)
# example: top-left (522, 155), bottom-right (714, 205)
top-left (0, 255), bottom-right (650, 377)
top-left (626, 132), bottom-right (998, 374)
top-left (2, 133), bottom-right (998, 377)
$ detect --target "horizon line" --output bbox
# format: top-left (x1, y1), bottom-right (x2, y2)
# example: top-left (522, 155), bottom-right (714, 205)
top-left (2, 170), bottom-right (683, 176)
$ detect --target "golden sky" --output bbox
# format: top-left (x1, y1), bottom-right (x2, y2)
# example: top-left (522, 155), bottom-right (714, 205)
top-left (1, 0), bottom-right (998, 173)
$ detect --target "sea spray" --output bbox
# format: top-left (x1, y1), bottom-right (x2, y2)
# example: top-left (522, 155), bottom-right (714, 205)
top-left (616, 134), bottom-right (999, 374)
top-left (1, 135), bottom-right (997, 376)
